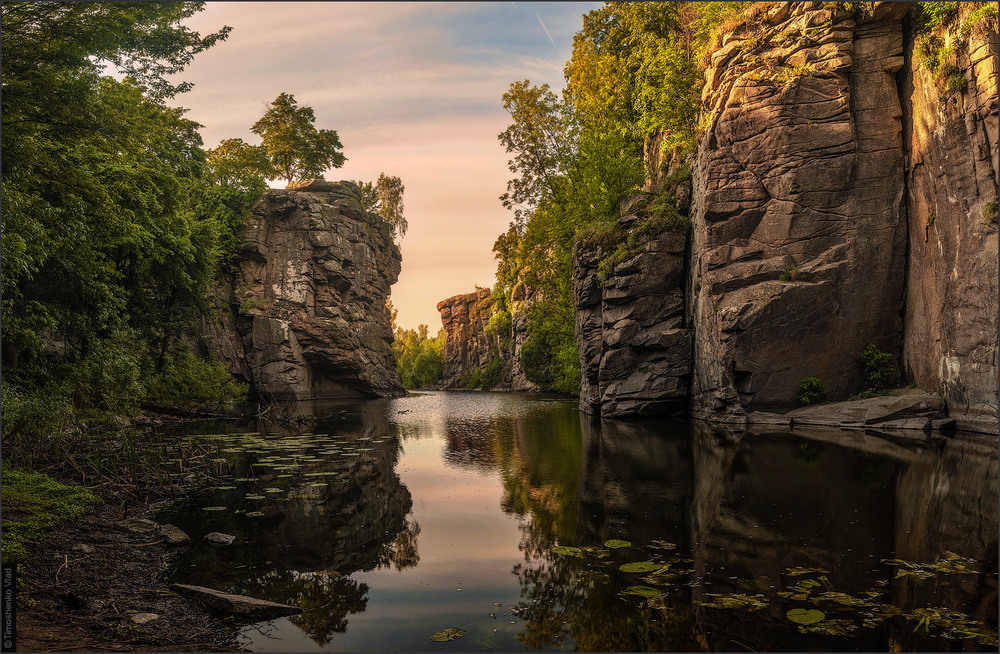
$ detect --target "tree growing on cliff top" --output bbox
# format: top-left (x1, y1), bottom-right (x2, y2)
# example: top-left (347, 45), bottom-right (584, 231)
top-left (353, 174), bottom-right (408, 243)
top-left (251, 92), bottom-right (346, 184)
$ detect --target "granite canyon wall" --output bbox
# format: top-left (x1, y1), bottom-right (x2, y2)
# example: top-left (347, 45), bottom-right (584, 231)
top-left (202, 181), bottom-right (404, 402)
top-left (573, 2), bottom-right (997, 432)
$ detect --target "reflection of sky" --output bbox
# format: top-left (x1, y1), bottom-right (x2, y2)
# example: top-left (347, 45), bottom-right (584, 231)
top-left (166, 2), bottom-right (601, 330)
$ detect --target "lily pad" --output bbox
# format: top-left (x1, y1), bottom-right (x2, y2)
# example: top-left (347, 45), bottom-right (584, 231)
top-left (203, 506), bottom-right (227, 511)
top-left (244, 494), bottom-right (265, 500)
top-left (552, 546), bottom-right (582, 556)
top-left (787, 608), bottom-right (825, 625)
top-left (604, 539), bottom-right (631, 549)
top-left (245, 511), bottom-right (266, 517)
top-left (622, 585), bottom-right (662, 597)
top-left (429, 628), bottom-right (466, 642)
top-left (619, 561), bottom-right (666, 574)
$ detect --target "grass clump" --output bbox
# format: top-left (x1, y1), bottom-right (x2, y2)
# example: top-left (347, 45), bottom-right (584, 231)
top-left (1, 465), bottom-right (99, 562)
top-left (798, 377), bottom-right (827, 405)
top-left (779, 265), bottom-right (799, 282)
top-left (983, 201), bottom-right (997, 222)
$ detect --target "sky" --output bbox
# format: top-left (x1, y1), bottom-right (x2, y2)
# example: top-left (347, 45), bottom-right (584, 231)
top-left (167, 1), bottom-right (601, 331)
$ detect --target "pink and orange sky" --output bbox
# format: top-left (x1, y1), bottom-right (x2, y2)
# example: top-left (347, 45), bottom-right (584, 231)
top-left (167, 1), bottom-right (600, 331)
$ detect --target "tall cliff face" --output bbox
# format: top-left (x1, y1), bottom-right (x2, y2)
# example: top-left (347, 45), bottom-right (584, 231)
top-left (572, 2), bottom-right (998, 431)
top-left (691, 2), bottom-right (910, 417)
top-left (900, 6), bottom-right (999, 432)
top-left (436, 286), bottom-right (537, 391)
top-left (203, 182), bottom-right (404, 401)
top-left (574, 191), bottom-right (692, 418)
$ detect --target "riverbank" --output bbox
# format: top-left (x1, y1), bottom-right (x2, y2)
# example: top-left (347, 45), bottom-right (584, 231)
top-left (11, 500), bottom-right (244, 652)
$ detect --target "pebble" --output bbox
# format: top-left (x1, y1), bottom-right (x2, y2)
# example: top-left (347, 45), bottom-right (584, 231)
top-left (159, 524), bottom-right (192, 546)
top-left (72, 544), bottom-right (95, 554)
top-left (130, 613), bottom-right (159, 625)
top-left (204, 532), bottom-right (236, 546)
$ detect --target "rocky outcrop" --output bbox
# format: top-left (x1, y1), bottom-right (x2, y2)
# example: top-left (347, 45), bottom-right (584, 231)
top-left (573, 3), bottom-right (997, 430)
top-left (691, 2), bottom-right (910, 417)
top-left (574, 195), bottom-right (692, 418)
top-left (202, 182), bottom-right (404, 401)
top-left (436, 287), bottom-right (536, 390)
top-left (900, 5), bottom-right (999, 433)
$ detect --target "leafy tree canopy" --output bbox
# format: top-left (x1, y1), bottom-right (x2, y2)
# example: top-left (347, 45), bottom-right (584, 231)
top-left (251, 92), bottom-right (346, 184)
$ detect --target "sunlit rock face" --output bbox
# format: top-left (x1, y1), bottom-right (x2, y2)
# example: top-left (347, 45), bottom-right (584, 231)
top-left (436, 287), bottom-right (537, 390)
top-left (576, 3), bottom-right (997, 428)
top-left (900, 4), bottom-right (999, 433)
top-left (202, 183), bottom-right (404, 400)
top-left (691, 3), bottom-right (911, 417)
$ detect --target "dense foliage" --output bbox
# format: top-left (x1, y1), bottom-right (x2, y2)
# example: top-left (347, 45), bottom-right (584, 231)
top-left (389, 303), bottom-right (444, 389)
top-left (1, 3), bottom-right (252, 463)
top-left (490, 2), bottom-right (720, 394)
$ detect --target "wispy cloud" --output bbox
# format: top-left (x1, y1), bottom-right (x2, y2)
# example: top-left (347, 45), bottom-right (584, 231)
top-left (536, 13), bottom-right (557, 49)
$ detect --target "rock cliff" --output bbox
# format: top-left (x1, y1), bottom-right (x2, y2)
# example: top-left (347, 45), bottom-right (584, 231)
top-left (436, 287), bottom-right (537, 390)
top-left (574, 193), bottom-right (692, 418)
top-left (202, 182), bottom-right (404, 401)
top-left (571, 2), bottom-right (997, 432)
top-left (691, 2), bottom-right (911, 417)
top-left (900, 4), bottom-right (999, 433)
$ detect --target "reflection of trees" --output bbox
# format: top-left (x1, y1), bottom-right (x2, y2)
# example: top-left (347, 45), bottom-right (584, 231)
top-left (375, 516), bottom-right (420, 572)
top-left (512, 554), bottom-right (700, 651)
top-left (499, 412), bottom-right (700, 650)
top-left (233, 569), bottom-right (369, 646)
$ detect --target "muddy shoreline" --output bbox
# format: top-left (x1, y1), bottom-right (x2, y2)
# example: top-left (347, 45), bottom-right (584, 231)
top-left (13, 494), bottom-right (246, 652)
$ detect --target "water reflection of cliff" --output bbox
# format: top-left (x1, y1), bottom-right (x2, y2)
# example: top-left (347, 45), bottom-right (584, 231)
top-left (443, 402), bottom-right (997, 652)
top-left (689, 423), bottom-right (998, 651)
top-left (161, 400), bottom-right (417, 646)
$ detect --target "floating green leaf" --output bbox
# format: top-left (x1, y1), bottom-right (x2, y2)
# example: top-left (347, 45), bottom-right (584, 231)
top-left (245, 511), bottom-right (266, 517)
top-left (787, 608), bottom-right (825, 625)
top-left (551, 546), bottom-right (582, 556)
top-left (203, 506), bottom-right (227, 511)
top-left (797, 619), bottom-right (857, 636)
top-left (619, 561), bottom-right (665, 574)
top-left (785, 566), bottom-right (830, 577)
top-left (429, 628), bottom-right (466, 642)
top-left (696, 593), bottom-right (769, 611)
top-left (622, 585), bottom-right (662, 597)
top-left (604, 539), bottom-right (631, 549)
top-left (244, 494), bottom-right (265, 500)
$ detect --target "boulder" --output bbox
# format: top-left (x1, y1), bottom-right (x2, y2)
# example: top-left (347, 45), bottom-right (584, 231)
top-left (170, 584), bottom-right (302, 621)
top-left (787, 390), bottom-right (945, 429)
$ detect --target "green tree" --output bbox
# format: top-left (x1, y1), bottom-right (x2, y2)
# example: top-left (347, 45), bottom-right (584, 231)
top-left (1, 2), bottom-right (244, 440)
top-left (206, 137), bottom-right (270, 190)
top-left (251, 92), bottom-right (346, 184)
top-left (376, 173), bottom-right (407, 241)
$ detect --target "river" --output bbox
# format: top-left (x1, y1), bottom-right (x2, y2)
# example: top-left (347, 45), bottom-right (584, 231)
top-left (155, 391), bottom-right (997, 651)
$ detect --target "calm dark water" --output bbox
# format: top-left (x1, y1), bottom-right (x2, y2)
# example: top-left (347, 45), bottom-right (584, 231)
top-left (156, 391), bottom-right (998, 652)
